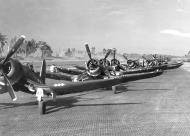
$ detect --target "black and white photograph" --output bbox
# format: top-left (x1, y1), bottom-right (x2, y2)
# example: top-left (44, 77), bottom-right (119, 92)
top-left (0, 0), bottom-right (188, 135)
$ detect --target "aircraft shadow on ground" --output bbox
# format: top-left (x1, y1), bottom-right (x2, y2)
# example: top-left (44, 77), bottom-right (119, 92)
top-left (96, 86), bottom-right (170, 92)
top-left (143, 88), bottom-right (170, 91)
top-left (45, 96), bottom-right (143, 114)
top-left (0, 92), bottom-right (91, 110)
top-left (0, 87), bottom-right (168, 114)
top-left (0, 94), bottom-right (141, 114)
top-left (0, 101), bottom-right (37, 110)
top-left (131, 81), bottom-right (161, 84)
top-left (51, 88), bottom-right (157, 114)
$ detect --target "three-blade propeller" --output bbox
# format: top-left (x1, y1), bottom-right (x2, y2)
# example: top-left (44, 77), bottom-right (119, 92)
top-left (0, 35), bottom-right (25, 101)
top-left (85, 44), bottom-right (97, 68)
top-left (85, 44), bottom-right (112, 67)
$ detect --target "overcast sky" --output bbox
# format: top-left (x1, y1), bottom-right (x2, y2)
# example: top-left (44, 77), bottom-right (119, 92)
top-left (0, 0), bottom-right (190, 56)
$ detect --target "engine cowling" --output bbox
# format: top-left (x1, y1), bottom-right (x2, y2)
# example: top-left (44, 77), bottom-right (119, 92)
top-left (86, 59), bottom-right (99, 70)
top-left (127, 60), bottom-right (135, 68)
top-left (99, 59), bottom-right (110, 66)
top-left (0, 58), bottom-right (24, 85)
top-left (111, 59), bottom-right (120, 66)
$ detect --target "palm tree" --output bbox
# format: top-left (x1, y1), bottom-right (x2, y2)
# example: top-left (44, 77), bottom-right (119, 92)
top-left (37, 41), bottom-right (53, 58)
top-left (0, 33), bottom-right (7, 56)
top-left (25, 39), bottom-right (38, 57)
top-left (9, 37), bottom-right (39, 57)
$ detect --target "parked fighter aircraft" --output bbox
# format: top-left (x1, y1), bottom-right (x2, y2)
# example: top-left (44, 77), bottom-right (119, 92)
top-left (151, 54), bottom-right (168, 65)
top-left (110, 48), bottom-right (126, 71)
top-left (151, 54), bottom-right (183, 69)
top-left (122, 54), bottom-right (143, 69)
top-left (142, 55), bottom-right (159, 67)
top-left (47, 46), bottom-right (130, 81)
top-left (47, 45), bottom-right (182, 82)
top-left (0, 36), bottom-right (163, 114)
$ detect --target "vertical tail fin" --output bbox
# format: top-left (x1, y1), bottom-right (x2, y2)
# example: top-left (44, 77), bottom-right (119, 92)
top-left (40, 59), bottom-right (46, 84)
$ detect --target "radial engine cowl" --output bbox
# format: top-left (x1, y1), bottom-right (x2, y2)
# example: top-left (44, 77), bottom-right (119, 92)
top-left (0, 58), bottom-right (24, 85)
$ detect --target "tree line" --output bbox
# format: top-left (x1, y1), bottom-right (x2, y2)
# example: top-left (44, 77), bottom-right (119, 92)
top-left (0, 33), bottom-right (53, 58)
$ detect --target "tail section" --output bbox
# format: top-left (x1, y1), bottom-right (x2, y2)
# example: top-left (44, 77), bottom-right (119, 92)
top-left (40, 59), bottom-right (46, 84)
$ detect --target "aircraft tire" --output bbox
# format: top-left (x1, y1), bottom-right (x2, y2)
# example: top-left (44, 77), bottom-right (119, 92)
top-left (39, 101), bottom-right (46, 115)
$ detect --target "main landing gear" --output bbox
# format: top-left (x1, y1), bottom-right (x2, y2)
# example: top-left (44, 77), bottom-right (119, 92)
top-left (112, 85), bottom-right (127, 94)
top-left (36, 88), bottom-right (56, 115)
top-left (38, 100), bottom-right (46, 115)
top-left (36, 88), bottom-right (46, 114)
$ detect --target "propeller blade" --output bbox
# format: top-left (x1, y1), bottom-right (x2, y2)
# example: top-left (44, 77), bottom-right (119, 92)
top-left (85, 44), bottom-right (92, 59)
top-left (142, 56), bottom-right (146, 60)
top-left (152, 54), bottom-right (157, 60)
top-left (3, 35), bottom-right (25, 64)
top-left (104, 49), bottom-right (111, 59)
top-left (123, 54), bottom-right (128, 60)
top-left (118, 65), bottom-right (126, 71)
top-left (112, 49), bottom-right (116, 60)
top-left (3, 73), bottom-right (17, 101)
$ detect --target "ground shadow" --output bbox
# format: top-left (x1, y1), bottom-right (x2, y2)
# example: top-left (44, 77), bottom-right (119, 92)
top-left (132, 81), bottom-right (161, 84)
top-left (0, 92), bottom-right (92, 110)
top-left (0, 101), bottom-right (37, 110)
top-left (143, 88), bottom-right (170, 91)
top-left (0, 94), bottom-right (142, 114)
top-left (45, 96), bottom-right (143, 114)
top-left (96, 86), bottom-right (170, 93)
top-left (1, 86), bottom-right (166, 114)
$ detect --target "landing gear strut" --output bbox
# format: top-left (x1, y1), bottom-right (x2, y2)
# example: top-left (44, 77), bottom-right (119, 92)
top-left (112, 85), bottom-right (127, 94)
top-left (112, 86), bottom-right (117, 94)
top-left (36, 88), bottom-right (46, 115)
top-left (38, 100), bottom-right (46, 115)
